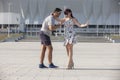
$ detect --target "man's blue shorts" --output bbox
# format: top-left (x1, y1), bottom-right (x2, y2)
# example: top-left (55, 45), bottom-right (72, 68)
top-left (40, 31), bottom-right (51, 46)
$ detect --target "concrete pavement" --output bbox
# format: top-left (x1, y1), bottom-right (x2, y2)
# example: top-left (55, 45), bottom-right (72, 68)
top-left (0, 42), bottom-right (120, 80)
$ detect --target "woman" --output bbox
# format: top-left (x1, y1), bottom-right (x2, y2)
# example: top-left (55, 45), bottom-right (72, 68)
top-left (56, 8), bottom-right (88, 69)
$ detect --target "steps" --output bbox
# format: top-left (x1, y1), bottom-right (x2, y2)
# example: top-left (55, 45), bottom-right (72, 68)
top-left (19, 36), bottom-right (111, 43)
top-left (76, 36), bottom-right (111, 43)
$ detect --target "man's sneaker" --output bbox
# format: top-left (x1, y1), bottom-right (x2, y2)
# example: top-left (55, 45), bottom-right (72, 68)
top-left (39, 63), bottom-right (48, 68)
top-left (49, 63), bottom-right (58, 68)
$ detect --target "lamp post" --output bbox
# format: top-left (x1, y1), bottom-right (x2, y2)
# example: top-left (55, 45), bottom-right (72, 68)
top-left (118, 2), bottom-right (120, 36)
top-left (8, 3), bottom-right (11, 37)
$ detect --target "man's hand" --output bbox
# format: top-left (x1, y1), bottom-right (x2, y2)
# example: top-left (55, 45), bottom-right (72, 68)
top-left (56, 22), bottom-right (62, 28)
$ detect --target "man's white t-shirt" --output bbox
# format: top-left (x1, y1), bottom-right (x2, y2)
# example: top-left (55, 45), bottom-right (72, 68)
top-left (41, 15), bottom-right (55, 36)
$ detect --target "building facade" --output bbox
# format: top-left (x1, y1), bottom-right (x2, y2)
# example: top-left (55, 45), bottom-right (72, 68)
top-left (0, 0), bottom-right (120, 36)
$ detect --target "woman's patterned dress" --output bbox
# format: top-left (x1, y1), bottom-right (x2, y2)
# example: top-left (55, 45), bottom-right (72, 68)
top-left (64, 19), bottom-right (77, 46)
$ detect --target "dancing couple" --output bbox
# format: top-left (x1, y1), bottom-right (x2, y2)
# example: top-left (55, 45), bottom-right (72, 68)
top-left (39, 8), bottom-right (88, 69)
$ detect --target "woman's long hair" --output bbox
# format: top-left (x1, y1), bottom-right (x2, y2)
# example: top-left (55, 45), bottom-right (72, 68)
top-left (64, 8), bottom-right (74, 18)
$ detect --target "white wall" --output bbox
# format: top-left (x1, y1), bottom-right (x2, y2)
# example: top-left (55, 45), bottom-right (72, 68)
top-left (1, 0), bottom-right (120, 25)
top-left (0, 13), bottom-right (20, 24)
top-left (0, 0), bottom-right (3, 12)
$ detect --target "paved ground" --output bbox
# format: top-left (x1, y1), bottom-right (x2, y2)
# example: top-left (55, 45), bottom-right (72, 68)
top-left (0, 42), bottom-right (120, 80)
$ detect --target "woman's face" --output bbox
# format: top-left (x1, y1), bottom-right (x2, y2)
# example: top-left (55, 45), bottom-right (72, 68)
top-left (68, 12), bottom-right (71, 16)
top-left (65, 12), bottom-right (71, 17)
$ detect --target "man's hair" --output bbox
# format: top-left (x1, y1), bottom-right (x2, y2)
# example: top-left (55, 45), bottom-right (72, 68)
top-left (53, 8), bottom-right (62, 12)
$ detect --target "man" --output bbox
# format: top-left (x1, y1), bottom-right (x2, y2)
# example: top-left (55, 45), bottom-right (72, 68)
top-left (39, 8), bottom-right (62, 68)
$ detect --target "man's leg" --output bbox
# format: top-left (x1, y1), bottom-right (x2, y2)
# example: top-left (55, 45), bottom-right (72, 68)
top-left (47, 45), bottom-right (58, 68)
top-left (39, 44), bottom-right (47, 68)
top-left (47, 45), bottom-right (53, 64)
top-left (40, 44), bottom-right (46, 64)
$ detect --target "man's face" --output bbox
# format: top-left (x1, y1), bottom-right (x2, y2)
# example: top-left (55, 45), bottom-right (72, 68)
top-left (54, 11), bottom-right (61, 17)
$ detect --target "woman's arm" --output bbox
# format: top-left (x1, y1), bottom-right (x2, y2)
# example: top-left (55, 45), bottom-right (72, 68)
top-left (55, 18), bottom-right (65, 24)
top-left (73, 18), bottom-right (88, 27)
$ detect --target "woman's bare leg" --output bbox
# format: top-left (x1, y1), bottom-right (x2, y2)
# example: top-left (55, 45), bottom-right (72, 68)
top-left (66, 44), bottom-right (69, 56)
top-left (67, 44), bottom-right (74, 69)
